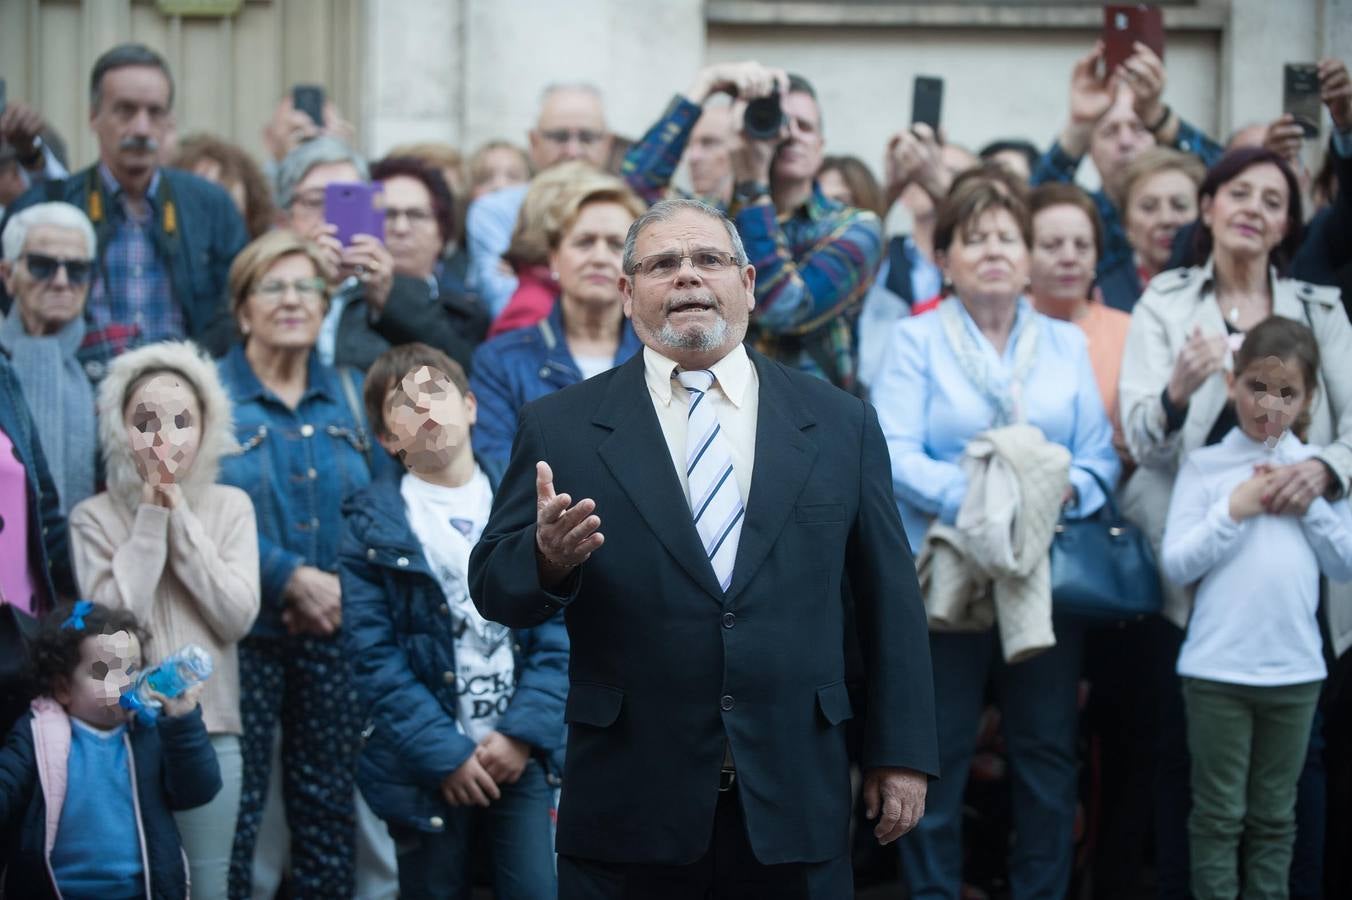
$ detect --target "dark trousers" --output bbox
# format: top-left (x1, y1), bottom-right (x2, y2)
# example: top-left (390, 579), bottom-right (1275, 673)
top-left (229, 633), bottom-right (362, 900)
top-left (1083, 616), bottom-right (1192, 900)
top-left (899, 620), bottom-right (1085, 900)
top-left (557, 785), bottom-right (852, 899)
top-left (389, 760), bottom-right (557, 900)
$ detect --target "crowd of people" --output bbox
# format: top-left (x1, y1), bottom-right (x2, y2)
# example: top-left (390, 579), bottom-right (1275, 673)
top-left (0, 33), bottom-right (1350, 900)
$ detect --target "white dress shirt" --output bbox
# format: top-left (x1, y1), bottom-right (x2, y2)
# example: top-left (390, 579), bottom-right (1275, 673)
top-left (642, 343), bottom-right (759, 508)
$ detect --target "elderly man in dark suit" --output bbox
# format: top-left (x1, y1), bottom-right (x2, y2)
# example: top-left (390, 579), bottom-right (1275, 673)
top-left (469, 197), bottom-right (937, 898)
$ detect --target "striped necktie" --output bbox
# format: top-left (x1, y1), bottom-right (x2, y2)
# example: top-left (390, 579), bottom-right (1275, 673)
top-left (677, 369), bottom-right (744, 592)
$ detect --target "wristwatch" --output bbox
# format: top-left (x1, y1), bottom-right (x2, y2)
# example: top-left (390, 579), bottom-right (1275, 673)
top-left (732, 180), bottom-right (770, 205)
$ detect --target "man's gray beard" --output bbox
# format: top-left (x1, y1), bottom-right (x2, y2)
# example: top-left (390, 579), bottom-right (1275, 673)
top-left (656, 316), bottom-right (729, 353)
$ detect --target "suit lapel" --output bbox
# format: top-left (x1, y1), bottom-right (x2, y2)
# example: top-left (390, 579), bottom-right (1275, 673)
top-left (724, 353), bottom-right (817, 604)
top-left (595, 355), bottom-right (726, 603)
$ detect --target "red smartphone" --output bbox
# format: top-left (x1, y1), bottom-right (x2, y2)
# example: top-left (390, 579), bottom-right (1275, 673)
top-left (324, 182), bottom-right (385, 247)
top-left (1103, 4), bottom-right (1165, 74)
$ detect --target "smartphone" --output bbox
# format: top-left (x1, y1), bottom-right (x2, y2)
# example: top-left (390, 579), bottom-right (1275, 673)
top-left (324, 182), bottom-right (385, 247)
top-left (1103, 4), bottom-right (1165, 74)
top-left (1284, 64), bottom-right (1322, 138)
top-left (292, 83), bottom-right (325, 127)
top-left (0, 79), bottom-right (7, 119)
top-left (911, 76), bottom-right (943, 132)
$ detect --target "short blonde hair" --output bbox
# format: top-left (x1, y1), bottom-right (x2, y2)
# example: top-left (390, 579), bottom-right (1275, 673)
top-left (502, 161), bottom-right (596, 269)
top-left (388, 141), bottom-right (465, 177)
top-left (227, 229), bottom-right (332, 319)
top-left (1115, 147), bottom-right (1205, 214)
top-left (547, 178), bottom-right (646, 250)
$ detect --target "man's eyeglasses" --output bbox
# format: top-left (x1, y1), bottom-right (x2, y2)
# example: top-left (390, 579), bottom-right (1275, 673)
top-left (539, 129), bottom-right (606, 146)
top-left (252, 277), bottom-right (327, 303)
top-left (22, 253), bottom-right (95, 286)
top-left (632, 251), bottom-right (739, 279)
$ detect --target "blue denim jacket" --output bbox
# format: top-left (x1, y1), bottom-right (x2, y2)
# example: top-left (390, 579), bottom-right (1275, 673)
top-left (216, 345), bottom-right (376, 637)
top-left (469, 302), bottom-right (643, 469)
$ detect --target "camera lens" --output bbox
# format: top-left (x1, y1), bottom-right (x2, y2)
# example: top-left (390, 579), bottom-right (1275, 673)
top-left (742, 93), bottom-right (784, 141)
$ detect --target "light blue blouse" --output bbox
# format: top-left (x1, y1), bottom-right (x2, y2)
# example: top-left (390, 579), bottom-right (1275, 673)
top-left (873, 298), bottom-right (1120, 552)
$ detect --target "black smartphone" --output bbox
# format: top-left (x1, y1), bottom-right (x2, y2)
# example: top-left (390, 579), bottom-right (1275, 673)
top-left (1284, 64), bottom-right (1322, 138)
top-left (292, 83), bottom-right (325, 127)
top-left (911, 76), bottom-right (943, 132)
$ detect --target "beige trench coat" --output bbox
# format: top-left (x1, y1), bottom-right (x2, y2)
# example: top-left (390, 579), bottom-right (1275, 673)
top-left (1118, 259), bottom-right (1352, 651)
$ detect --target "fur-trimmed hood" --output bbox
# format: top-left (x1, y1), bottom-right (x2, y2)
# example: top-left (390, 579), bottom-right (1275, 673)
top-left (96, 340), bottom-right (237, 511)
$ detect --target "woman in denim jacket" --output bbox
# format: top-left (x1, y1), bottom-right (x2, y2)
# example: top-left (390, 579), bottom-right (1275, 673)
top-left (215, 230), bottom-right (383, 899)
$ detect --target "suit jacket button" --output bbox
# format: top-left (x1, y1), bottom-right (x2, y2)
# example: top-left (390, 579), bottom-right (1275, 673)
top-left (722, 613), bottom-right (736, 629)
top-left (720, 694), bottom-right (735, 711)
top-left (300, 423), bottom-right (315, 437)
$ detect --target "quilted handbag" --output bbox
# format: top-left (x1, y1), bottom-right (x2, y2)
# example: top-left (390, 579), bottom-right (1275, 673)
top-left (1050, 466), bottom-right (1163, 623)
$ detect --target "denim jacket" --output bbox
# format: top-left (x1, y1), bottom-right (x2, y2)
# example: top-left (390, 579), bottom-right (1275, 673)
top-left (469, 302), bottom-right (643, 469)
top-left (216, 345), bottom-right (375, 637)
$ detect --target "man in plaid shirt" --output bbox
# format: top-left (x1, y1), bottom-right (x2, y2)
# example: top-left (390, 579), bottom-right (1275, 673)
top-left (2, 44), bottom-right (247, 361)
top-left (623, 64), bottom-right (882, 394)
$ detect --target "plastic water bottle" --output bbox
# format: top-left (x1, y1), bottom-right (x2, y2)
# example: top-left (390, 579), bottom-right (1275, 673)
top-left (120, 644), bottom-right (214, 724)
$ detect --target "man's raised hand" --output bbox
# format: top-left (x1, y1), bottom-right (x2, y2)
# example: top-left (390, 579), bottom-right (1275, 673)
top-left (535, 461), bottom-right (604, 587)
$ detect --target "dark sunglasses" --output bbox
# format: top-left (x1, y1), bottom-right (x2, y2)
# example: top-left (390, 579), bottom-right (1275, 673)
top-left (23, 253), bottom-right (94, 285)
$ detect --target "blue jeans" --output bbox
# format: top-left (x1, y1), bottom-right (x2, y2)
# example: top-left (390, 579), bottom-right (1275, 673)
top-left (899, 619), bottom-right (1085, 900)
top-left (389, 759), bottom-right (556, 900)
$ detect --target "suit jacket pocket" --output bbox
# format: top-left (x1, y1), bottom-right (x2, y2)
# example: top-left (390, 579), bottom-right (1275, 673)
top-left (816, 680), bottom-right (854, 727)
top-left (565, 682), bottom-right (624, 728)
top-left (795, 503), bottom-right (847, 524)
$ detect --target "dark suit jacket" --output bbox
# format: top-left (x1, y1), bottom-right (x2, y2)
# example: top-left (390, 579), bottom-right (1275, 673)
top-left (468, 348), bottom-right (939, 867)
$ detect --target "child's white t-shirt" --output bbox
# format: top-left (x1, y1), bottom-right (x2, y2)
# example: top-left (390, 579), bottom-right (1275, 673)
top-left (1162, 428), bottom-right (1352, 686)
top-left (400, 467), bottom-right (515, 742)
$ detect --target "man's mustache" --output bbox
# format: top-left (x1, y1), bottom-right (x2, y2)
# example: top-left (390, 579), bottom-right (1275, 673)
top-left (120, 136), bottom-right (160, 153)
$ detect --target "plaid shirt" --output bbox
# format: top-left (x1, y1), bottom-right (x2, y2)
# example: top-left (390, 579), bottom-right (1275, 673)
top-left (736, 190), bottom-right (882, 392)
top-left (621, 95), bottom-right (883, 390)
top-left (87, 165), bottom-right (184, 346)
top-left (1031, 117), bottom-right (1223, 279)
top-left (621, 95), bottom-right (709, 206)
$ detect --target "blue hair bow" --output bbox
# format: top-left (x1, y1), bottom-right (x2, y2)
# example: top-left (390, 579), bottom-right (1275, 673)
top-left (61, 600), bottom-right (95, 631)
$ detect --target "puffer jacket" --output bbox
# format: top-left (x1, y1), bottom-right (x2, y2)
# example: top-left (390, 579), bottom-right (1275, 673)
top-left (337, 460), bottom-right (568, 833)
top-left (469, 301), bottom-right (643, 468)
top-left (0, 697), bottom-right (221, 900)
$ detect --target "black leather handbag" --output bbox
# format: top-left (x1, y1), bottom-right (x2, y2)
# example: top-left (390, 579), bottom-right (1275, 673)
top-left (1050, 467), bottom-right (1164, 623)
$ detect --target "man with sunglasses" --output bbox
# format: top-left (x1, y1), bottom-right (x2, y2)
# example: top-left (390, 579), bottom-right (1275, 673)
top-left (0, 43), bottom-right (247, 361)
top-left (0, 201), bottom-right (101, 513)
top-left (465, 83), bottom-right (615, 317)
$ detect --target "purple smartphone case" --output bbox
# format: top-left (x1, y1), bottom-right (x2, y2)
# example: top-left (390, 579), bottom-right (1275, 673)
top-left (324, 182), bottom-right (385, 246)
